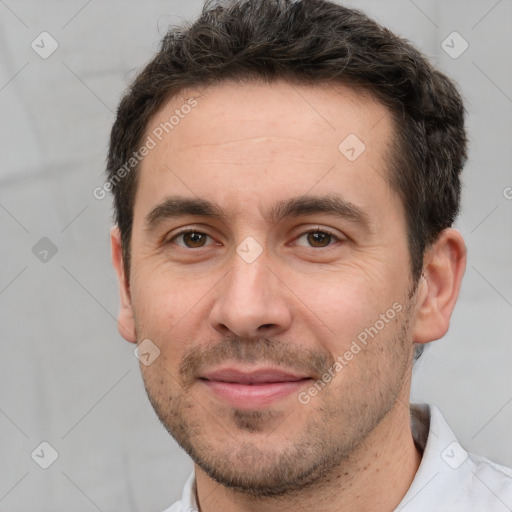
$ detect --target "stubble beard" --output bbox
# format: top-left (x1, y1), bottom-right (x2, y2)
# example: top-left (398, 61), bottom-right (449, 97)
top-left (140, 298), bottom-right (415, 498)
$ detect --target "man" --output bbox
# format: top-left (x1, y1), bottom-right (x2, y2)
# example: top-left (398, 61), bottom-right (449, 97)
top-left (107, 0), bottom-right (512, 510)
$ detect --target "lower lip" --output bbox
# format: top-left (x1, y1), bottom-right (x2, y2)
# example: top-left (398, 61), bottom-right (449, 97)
top-left (201, 379), bottom-right (311, 408)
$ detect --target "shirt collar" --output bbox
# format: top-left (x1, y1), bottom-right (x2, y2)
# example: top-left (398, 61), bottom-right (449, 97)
top-left (396, 403), bottom-right (474, 511)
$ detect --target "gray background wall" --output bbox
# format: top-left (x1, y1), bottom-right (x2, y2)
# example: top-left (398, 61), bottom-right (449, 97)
top-left (0, 0), bottom-right (510, 510)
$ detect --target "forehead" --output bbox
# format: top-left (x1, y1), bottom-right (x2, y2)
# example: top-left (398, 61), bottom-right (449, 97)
top-left (134, 80), bottom-right (400, 227)
top-left (145, 79), bottom-right (392, 153)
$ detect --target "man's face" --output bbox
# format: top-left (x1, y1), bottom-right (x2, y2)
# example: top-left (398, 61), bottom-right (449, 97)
top-left (119, 80), bottom-right (419, 494)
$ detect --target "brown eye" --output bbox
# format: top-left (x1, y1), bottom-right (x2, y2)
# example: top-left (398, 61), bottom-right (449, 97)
top-left (170, 231), bottom-right (212, 248)
top-left (183, 232), bottom-right (207, 248)
top-left (307, 231), bottom-right (332, 247)
top-left (295, 229), bottom-right (339, 248)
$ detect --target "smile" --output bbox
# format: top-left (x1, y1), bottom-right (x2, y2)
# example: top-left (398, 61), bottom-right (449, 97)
top-left (199, 367), bottom-right (312, 408)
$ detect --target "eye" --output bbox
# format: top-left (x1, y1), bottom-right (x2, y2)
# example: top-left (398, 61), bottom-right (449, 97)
top-left (167, 230), bottom-right (214, 249)
top-left (295, 228), bottom-right (341, 248)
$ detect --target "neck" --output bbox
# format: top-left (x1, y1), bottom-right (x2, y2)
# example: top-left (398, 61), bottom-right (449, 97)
top-left (194, 397), bottom-right (421, 512)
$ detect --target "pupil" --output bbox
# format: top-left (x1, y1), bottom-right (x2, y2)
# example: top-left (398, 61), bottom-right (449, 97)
top-left (308, 232), bottom-right (330, 247)
top-left (186, 232), bottom-right (204, 247)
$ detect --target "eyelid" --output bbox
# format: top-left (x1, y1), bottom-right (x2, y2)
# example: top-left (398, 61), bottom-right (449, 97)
top-left (164, 227), bottom-right (216, 247)
top-left (162, 225), bottom-right (345, 249)
top-left (292, 226), bottom-right (344, 248)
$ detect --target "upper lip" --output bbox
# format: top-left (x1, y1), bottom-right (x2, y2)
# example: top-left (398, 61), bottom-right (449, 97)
top-left (200, 367), bottom-right (311, 384)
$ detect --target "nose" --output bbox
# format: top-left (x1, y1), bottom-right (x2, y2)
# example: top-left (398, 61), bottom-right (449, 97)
top-left (209, 250), bottom-right (292, 340)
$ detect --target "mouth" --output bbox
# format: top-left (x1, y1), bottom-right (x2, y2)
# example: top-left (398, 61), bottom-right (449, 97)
top-left (199, 367), bottom-right (313, 408)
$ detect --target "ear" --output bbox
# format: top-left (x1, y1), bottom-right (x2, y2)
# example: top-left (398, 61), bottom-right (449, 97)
top-left (110, 226), bottom-right (137, 343)
top-left (412, 228), bottom-right (466, 344)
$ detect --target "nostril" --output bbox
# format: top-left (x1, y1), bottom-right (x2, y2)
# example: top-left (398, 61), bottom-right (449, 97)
top-left (217, 324), bottom-right (231, 333)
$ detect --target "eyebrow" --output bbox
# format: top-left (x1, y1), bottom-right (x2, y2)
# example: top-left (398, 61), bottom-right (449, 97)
top-left (144, 194), bottom-right (373, 233)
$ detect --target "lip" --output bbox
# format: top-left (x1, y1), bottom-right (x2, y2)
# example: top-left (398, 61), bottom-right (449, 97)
top-left (199, 367), bottom-right (312, 408)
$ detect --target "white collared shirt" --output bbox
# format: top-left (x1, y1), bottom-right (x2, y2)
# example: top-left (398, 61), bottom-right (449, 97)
top-left (163, 403), bottom-right (512, 511)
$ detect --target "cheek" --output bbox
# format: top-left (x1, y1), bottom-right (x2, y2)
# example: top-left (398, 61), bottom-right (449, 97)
top-left (129, 265), bottom-right (211, 354)
top-left (287, 259), bottom-right (399, 348)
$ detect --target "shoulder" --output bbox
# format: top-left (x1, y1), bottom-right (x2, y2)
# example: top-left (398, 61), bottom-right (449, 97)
top-left (433, 452), bottom-right (512, 510)
top-left (465, 452), bottom-right (512, 500)
top-left (400, 403), bottom-right (512, 511)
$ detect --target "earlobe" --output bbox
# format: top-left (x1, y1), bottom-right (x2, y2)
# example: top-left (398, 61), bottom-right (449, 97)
top-left (412, 228), bottom-right (467, 344)
top-left (110, 227), bottom-right (137, 343)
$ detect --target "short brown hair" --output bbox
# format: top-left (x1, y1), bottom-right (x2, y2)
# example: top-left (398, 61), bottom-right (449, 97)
top-left (107, 0), bottom-right (467, 283)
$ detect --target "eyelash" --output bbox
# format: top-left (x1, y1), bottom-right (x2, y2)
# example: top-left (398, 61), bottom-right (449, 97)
top-left (165, 227), bottom-right (342, 249)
